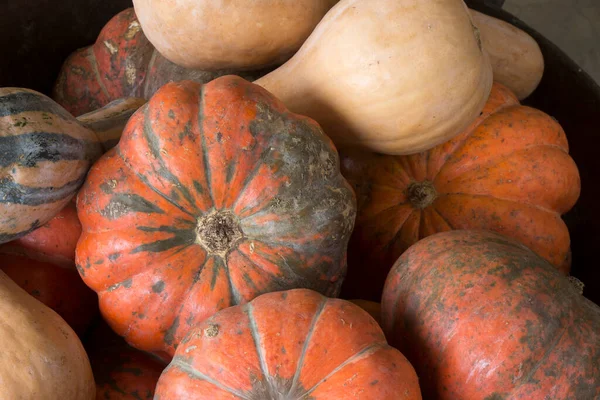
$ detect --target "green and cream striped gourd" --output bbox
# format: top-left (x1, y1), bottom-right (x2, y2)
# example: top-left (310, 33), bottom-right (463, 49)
top-left (0, 88), bottom-right (102, 243)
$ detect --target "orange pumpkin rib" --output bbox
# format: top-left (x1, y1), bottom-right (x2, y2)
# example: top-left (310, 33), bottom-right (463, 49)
top-left (434, 194), bottom-right (571, 270)
top-left (435, 107), bottom-right (569, 185)
top-left (437, 147), bottom-right (580, 213)
top-left (201, 79), bottom-right (281, 210)
top-left (117, 96), bottom-right (208, 215)
top-left (425, 85), bottom-right (521, 181)
top-left (99, 249), bottom-right (212, 351)
top-left (232, 163), bottom-right (292, 219)
top-left (236, 242), bottom-right (289, 279)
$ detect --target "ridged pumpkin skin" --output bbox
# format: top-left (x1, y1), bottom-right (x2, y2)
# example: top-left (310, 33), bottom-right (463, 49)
top-left (0, 202), bottom-right (98, 335)
top-left (155, 289), bottom-right (421, 399)
top-left (0, 88), bottom-right (102, 244)
top-left (53, 8), bottom-right (271, 117)
top-left (381, 230), bottom-right (600, 400)
top-left (76, 76), bottom-right (356, 356)
top-left (86, 321), bottom-right (166, 400)
top-left (340, 83), bottom-right (580, 300)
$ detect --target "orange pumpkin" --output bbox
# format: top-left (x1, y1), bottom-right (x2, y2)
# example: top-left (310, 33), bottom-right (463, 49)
top-left (381, 230), bottom-right (600, 399)
top-left (75, 76), bottom-right (356, 356)
top-left (340, 83), bottom-right (580, 301)
top-left (155, 289), bottom-right (421, 399)
top-left (53, 8), bottom-right (270, 116)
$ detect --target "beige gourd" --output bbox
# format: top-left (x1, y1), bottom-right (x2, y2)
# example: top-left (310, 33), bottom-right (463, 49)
top-left (0, 271), bottom-right (95, 399)
top-left (132, 0), bottom-right (340, 70)
top-left (470, 9), bottom-right (544, 100)
top-left (255, 0), bottom-right (493, 155)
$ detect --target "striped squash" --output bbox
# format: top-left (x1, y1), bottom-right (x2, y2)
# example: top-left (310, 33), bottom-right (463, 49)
top-left (77, 97), bottom-right (147, 152)
top-left (53, 8), bottom-right (272, 117)
top-left (0, 88), bottom-right (102, 244)
top-left (75, 76), bottom-right (356, 357)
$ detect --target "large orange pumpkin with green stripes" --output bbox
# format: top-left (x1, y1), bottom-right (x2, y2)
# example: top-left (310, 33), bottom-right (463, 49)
top-left (75, 75), bottom-right (356, 356)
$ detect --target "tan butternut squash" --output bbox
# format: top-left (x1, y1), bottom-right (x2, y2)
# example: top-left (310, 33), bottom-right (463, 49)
top-left (470, 9), bottom-right (544, 100)
top-left (132, 0), bottom-right (340, 70)
top-left (255, 0), bottom-right (493, 155)
top-left (0, 271), bottom-right (95, 399)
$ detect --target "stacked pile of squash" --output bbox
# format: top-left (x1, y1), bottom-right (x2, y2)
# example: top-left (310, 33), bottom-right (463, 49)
top-left (0, 0), bottom-right (597, 399)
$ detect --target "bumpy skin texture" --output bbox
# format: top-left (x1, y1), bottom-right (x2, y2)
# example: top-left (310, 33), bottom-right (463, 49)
top-left (0, 271), bottom-right (96, 399)
top-left (76, 76), bottom-right (356, 357)
top-left (0, 202), bottom-right (98, 336)
top-left (0, 88), bottom-right (102, 244)
top-left (381, 230), bottom-right (600, 400)
top-left (155, 289), bottom-right (421, 399)
top-left (53, 8), bottom-right (271, 117)
top-left (86, 321), bottom-right (166, 400)
top-left (340, 83), bottom-right (580, 301)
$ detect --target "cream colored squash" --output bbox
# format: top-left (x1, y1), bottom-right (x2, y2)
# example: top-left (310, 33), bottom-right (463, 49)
top-left (470, 9), bottom-right (544, 100)
top-left (255, 0), bottom-right (493, 155)
top-left (0, 271), bottom-right (95, 400)
top-left (132, 0), bottom-right (339, 70)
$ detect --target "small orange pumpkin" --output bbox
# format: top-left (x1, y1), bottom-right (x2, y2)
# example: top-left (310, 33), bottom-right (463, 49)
top-left (340, 83), bottom-right (580, 301)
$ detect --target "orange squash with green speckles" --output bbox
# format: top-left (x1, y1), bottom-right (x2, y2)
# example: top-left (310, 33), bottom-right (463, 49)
top-left (75, 76), bottom-right (356, 357)
top-left (340, 83), bottom-right (580, 301)
top-left (381, 230), bottom-right (600, 400)
top-left (155, 289), bottom-right (421, 399)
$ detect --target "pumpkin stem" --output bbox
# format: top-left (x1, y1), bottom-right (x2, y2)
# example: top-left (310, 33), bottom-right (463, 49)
top-left (406, 181), bottom-right (437, 209)
top-left (196, 211), bottom-right (243, 257)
